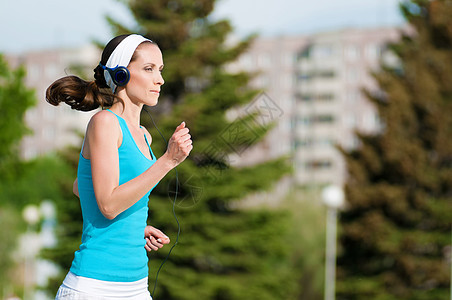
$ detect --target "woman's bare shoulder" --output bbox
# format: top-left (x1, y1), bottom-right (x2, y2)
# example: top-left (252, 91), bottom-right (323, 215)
top-left (86, 110), bottom-right (121, 139)
top-left (87, 110), bottom-right (118, 130)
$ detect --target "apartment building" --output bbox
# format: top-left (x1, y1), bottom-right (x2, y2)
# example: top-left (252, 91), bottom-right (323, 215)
top-left (6, 45), bottom-right (100, 159)
top-left (294, 27), bottom-right (400, 186)
top-left (225, 35), bottom-right (308, 167)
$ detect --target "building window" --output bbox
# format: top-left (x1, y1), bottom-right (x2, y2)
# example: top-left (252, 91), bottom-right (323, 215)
top-left (345, 114), bottom-right (357, 128)
top-left (346, 45), bottom-right (360, 60)
top-left (43, 107), bottom-right (55, 120)
top-left (297, 115), bottom-right (312, 126)
top-left (298, 72), bottom-right (312, 81)
top-left (258, 53), bottom-right (271, 68)
top-left (295, 137), bottom-right (313, 148)
top-left (282, 74), bottom-right (293, 88)
top-left (297, 93), bottom-right (313, 102)
top-left (305, 159), bottom-right (333, 170)
top-left (365, 44), bottom-right (381, 60)
top-left (284, 53), bottom-right (297, 67)
top-left (299, 46), bottom-right (312, 59)
top-left (239, 54), bottom-right (253, 69)
top-left (258, 75), bottom-right (270, 87)
top-left (318, 93), bottom-right (334, 101)
top-left (45, 63), bottom-right (59, 79)
top-left (317, 137), bottom-right (334, 147)
top-left (347, 90), bottom-right (361, 103)
top-left (346, 68), bottom-right (359, 82)
top-left (318, 70), bottom-right (336, 78)
top-left (297, 114), bottom-right (335, 125)
top-left (314, 114), bottom-right (335, 124)
top-left (27, 64), bottom-right (40, 82)
top-left (314, 44), bottom-right (333, 58)
top-left (297, 93), bottom-right (334, 102)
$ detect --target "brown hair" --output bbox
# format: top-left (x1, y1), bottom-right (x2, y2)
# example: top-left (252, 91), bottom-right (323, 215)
top-left (45, 75), bottom-right (118, 111)
top-left (45, 34), bottom-right (155, 112)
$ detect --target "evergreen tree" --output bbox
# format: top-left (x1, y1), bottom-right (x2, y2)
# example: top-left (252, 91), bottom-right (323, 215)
top-left (106, 1), bottom-right (296, 299)
top-left (337, 1), bottom-right (452, 299)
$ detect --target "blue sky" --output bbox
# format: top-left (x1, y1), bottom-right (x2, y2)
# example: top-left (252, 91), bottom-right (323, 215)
top-left (0, 0), bottom-right (405, 54)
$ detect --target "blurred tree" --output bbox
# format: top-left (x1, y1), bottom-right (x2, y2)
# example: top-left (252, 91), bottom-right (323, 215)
top-left (0, 54), bottom-right (79, 297)
top-left (105, 0), bottom-right (297, 299)
top-left (337, 0), bottom-right (452, 299)
top-left (40, 144), bottom-right (82, 293)
top-left (0, 54), bottom-right (35, 183)
top-left (0, 54), bottom-right (35, 294)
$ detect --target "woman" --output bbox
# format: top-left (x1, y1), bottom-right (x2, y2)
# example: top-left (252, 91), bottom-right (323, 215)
top-left (46, 34), bottom-right (193, 299)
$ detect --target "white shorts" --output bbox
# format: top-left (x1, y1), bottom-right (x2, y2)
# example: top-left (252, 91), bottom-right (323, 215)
top-left (55, 272), bottom-right (152, 300)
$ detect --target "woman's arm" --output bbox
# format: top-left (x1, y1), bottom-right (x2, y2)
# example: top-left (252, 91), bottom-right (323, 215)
top-left (87, 111), bottom-right (192, 220)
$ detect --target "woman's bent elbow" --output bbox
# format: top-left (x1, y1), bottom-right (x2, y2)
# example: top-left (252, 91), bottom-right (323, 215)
top-left (100, 209), bottom-right (117, 220)
top-left (98, 202), bottom-right (118, 220)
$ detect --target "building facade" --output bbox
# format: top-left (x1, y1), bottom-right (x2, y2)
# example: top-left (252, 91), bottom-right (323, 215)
top-left (6, 45), bottom-right (100, 159)
top-left (294, 27), bottom-right (400, 186)
top-left (228, 27), bottom-right (401, 188)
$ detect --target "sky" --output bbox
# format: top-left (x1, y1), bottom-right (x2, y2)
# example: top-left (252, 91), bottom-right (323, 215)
top-left (0, 0), bottom-right (405, 54)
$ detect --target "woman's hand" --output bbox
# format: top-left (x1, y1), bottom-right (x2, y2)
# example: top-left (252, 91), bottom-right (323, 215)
top-left (164, 122), bottom-right (193, 167)
top-left (144, 225), bottom-right (170, 252)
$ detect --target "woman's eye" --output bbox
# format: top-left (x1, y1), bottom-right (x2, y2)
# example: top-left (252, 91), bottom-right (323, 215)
top-left (145, 67), bottom-right (153, 72)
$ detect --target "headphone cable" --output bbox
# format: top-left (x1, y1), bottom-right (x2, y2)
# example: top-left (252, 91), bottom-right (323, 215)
top-left (143, 107), bottom-right (181, 299)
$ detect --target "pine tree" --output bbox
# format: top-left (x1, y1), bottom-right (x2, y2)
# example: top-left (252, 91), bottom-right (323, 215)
top-left (106, 1), bottom-right (296, 299)
top-left (337, 1), bottom-right (452, 299)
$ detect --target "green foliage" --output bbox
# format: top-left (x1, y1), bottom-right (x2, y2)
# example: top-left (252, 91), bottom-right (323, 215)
top-left (337, 1), bottom-right (452, 299)
top-left (284, 188), bottom-right (327, 300)
top-left (40, 145), bottom-right (82, 292)
top-left (0, 55), bottom-right (36, 293)
top-left (0, 206), bottom-right (21, 294)
top-left (0, 55), bottom-right (35, 182)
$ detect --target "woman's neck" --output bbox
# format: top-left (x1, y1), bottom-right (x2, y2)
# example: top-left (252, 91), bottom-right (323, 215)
top-left (109, 101), bottom-right (143, 129)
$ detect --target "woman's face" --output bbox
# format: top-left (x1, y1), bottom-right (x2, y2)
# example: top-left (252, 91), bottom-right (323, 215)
top-left (123, 43), bottom-right (164, 106)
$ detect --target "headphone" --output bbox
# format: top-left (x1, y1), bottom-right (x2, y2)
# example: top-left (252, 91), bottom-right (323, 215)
top-left (99, 63), bottom-right (130, 87)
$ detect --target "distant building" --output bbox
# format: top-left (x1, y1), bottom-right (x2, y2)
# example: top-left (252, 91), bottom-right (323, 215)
top-left (228, 27), bottom-right (401, 188)
top-left (294, 27), bottom-right (400, 186)
top-left (5, 45), bottom-right (100, 159)
top-left (226, 35), bottom-right (308, 168)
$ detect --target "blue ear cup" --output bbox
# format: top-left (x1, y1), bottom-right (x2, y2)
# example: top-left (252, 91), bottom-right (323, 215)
top-left (99, 63), bottom-right (130, 87)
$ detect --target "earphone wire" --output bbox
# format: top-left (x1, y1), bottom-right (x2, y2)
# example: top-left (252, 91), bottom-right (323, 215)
top-left (143, 107), bottom-right (181, 299)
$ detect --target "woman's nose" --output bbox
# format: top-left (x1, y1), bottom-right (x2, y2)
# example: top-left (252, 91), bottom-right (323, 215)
top-left (155, 73), bottom-right (164, 85)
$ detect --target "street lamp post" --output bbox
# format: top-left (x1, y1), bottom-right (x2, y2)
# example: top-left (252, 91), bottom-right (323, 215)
top-left (322, 185), bottom-right (345, 300)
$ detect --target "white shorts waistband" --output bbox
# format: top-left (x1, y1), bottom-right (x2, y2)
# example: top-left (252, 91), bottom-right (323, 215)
top-left (61, 271), bottom-right (151, 299)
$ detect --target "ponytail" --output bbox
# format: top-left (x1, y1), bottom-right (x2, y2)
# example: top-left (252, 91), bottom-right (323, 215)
top-left (46, 34), bottom-right (146, 111)
top-left (46, 65), bottom-right (121, 111)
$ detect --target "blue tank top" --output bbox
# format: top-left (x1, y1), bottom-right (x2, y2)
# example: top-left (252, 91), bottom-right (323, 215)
top-left (70, 109), bottom-right (158, 282)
